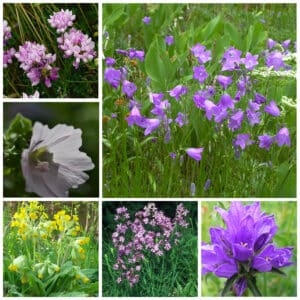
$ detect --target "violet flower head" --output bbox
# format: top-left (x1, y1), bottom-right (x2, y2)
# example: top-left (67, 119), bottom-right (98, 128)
top-left (267, 38), bottom-right (277, 49)
top-left (190, 43), bottom-right (212, 64)
top-left (266, 51), bottom-right (286, 70)
top-left (193, 65), bottom-right (209, 84)
top-left (57, 28), bottom-right (96, 69)
top-left (202, 201), bottom-right (294, 296)
top-left (241, 52), bottom-right (259, 71)
top-left (228, 110), bottom-right (244, 132)
top-left (105, 57), bottom-right (116, 66)
top-left (282, 39), bottom-right (291, 49)
top-left (175, 112), bottom-right (188, 127)
top-left (264, 100), bottom-right (280, 117)
top-left (275, 127), bottom-right (291, 147)
top-left (165, 35), bottom-right (174, 46)
top-left (233, 133), bottom-right (254, 150)
top-left (143, 16), bottom-right (151, 24)
top-left (169, 85), bottom-right (187, 101)
top-left (246, 109), bottom-right (261, 126)
top-left (258, 134), bottom-right (274, 150)
top-left (104, 67), bottom-right (121, 89)
top-left (222, 47), bottom-right (242, 71)
top-left (254, 93), bottom-right (267, 104)
top-left (48, 9), bottom-right (76, 33)
top-left (186, 147), bottom-right (204, 161)
top-left (122, 80), bottom-right (137, 98)
top-left (216, 75), bottom-right (232, 90)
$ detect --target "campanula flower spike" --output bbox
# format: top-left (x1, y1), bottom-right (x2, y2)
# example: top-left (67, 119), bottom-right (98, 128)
top-left (202, 201), bottom-right (294, 296)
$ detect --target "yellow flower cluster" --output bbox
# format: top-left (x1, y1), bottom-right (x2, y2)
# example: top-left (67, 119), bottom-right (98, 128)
top-left (10, 202), bottom-right (82, 241)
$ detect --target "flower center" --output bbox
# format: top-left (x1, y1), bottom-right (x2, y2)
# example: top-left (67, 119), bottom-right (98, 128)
top-left (240, 242), bottom-right (248, 248)
top-left (29, 146), bottom-right (53, 172)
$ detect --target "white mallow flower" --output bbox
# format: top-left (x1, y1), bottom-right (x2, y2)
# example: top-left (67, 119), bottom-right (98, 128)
top-left (21, 122), bottom-right (94, 197)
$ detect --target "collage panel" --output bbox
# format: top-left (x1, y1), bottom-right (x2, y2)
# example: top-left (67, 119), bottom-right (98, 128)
top-left (201, 200), bottom-right (297, 297)
top-left (3, 3), bottom-right (98, 99)
top-left (102, 3), bottom-right (296, 198)
top-left (3, 200), bottom-right (99, 297)
top-left (3, 102), bottom-right (99, 197)
top-left (102, 201), bottom-right (198, 297)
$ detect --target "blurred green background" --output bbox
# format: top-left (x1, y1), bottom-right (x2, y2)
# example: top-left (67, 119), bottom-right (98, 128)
top-left (202, 201), bottom-right (297, 296)
top-left (3, 103), bottom-right (99, 197)
top-left (4, 3), bottom-right (98, 98)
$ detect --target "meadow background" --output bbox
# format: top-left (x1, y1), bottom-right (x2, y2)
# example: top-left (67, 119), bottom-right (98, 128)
top-left (102, 201), bottom-right (198, 297)
top-left (3, 201), bottom-right (99, 297)
top-left (4, 3), bottom-right (98, 98)
top-left (3, 103), bottom-right (99, 197)
top-left (103, 4), bottom-right (296, 198)
top-left (201, 201), bottom-right (297, 296)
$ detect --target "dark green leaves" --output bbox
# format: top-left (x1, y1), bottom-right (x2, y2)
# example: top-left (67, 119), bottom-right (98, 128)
top-left (145, 38), bottom-right (175, 90)
top-left (246, 275), bottom-right (262, 297)
top-left (4, 113), bottom-right (32, 168)
top-left (221, 273), bottom-right (238, 296)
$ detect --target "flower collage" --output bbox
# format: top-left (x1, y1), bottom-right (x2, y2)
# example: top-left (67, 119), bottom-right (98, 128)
top-left (1, 1), bottom-right (298, 299)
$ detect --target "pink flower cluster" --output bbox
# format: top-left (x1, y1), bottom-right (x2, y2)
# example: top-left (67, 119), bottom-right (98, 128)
top-left (57, 28), bottom-right (96, 69)
top-left (112, 203), bottom-right (189, 287)
top-left (15, 41), bottom-right (59, 87)
top-left (48, 9), bottom-right (76, 33)
top-left (3, 19), bottom-right (15, 68)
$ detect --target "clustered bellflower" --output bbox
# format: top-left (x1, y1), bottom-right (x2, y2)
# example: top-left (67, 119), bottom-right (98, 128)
top-left (21, 122), bottom-right (94, 197)
top-left (202, 202), bottom-right (293, 296)
top-left (112, 203), bottom-right (189, 287)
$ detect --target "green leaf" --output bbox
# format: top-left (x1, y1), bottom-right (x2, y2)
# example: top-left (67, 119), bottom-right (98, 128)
top-left (246, 275), bottom-right (262, 296)
top-left (201, 15), bottom-right (223, 41)
top-left (145, 38), bottom-right (175, 90)
top-left (221, 273), bottom-right (238, 296)
top-left (224, 22), bottom-right (241, 47)
top-left (103, 5), bottom-right (125, 27)
top-left (271, 267), bottom-right (287, 277)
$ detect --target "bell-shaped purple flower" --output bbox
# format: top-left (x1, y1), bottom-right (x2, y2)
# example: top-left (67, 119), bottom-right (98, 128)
top-left (264, 100), bottom-right (280, 117)
top-left (258, 134), bottom-right (274, 150)
top-left (275, 127), bottom-right (291, 147)
top-left (217, 75), bottom-right (232, 90)
top-left (186, 147), bottom-right (204, 161)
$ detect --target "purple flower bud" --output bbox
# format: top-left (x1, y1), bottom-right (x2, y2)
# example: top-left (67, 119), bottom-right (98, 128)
top-left (186, 147), bottom-right (204, 161)
top-left (165, 35), bottom-right (174, 45)
top-left (275, 127), bottom-right (291, 147)
top-left (264, 100), bottom-right (280, 117)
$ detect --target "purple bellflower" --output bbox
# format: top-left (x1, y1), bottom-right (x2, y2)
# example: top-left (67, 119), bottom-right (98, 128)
top-left (258, 134), bottom-right (274, 150)
top-left (217, 75), bottom-right (233, 90)
top-left (186, 147), bottom-right (204, 161)
top-left (193, 65), bottom-right (209, 84)
top-left (165, 35), bottom-right (174, 46)
top-left (275, 127), bottom-right (291, 147)
top-left (202, 201), bottom-right (294, 296)
top-left (264, 100), bottom-right (280, 117)
top-left (169, 85), bottom-right (188, 101)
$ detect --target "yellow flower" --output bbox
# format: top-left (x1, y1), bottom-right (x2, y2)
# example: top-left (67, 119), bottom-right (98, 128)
top-left (75, 226), bottom-right (81, 231)
top-left (73, 215), bottom-right (79, 222)
top-left (55, 266), bottom-right (60, 272)
top-left (64, 215), bottom-right (71, 221)
top-left (78, 247), bottom-right (85, 254)
top-left (21, 275), bottom-right (28, 284)
top-left (71, 231), bottom-right (77, 236)
top-left (21, 234), bottom-right (26, 241)
top-left (42, 212), bottom-right (49, 219)
top-left (10, 221), bottom-right (20, 228)
top-left (58, 225), bottom-right (65, 231)
top-left (41, 233), bottom-right (48, 239)
top-left (29, 212), bottom-right (38, 220)
top-left (78, 237), bottom-right (90, 246)
top-left (75, 274), bottom-right (81, 280)
top-left (82, 277), bottom-right (90, 284)
top-left (8, 264), bottom-right (18, 272)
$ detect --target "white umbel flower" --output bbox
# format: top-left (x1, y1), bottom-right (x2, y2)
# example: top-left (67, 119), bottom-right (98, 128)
top-left (21, 122), bottom-right (95, 197)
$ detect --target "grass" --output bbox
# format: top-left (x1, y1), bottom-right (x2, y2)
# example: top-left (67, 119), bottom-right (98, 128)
top-left (102, 201), bottom-right (198, 297)
top-left (201, 201), bottom-right (297, 296)
top-left (103, 4), bottom-right (296, 198)
top-left (4, 3), bottom-right (98, 98)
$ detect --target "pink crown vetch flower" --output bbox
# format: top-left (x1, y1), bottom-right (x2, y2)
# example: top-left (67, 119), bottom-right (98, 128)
top-left (21, 122), bottom-right (94, 197)
top-left (48, 9), bottom-right (76, 33)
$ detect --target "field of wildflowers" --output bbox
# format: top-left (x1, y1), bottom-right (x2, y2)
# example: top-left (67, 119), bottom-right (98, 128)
top-left (4, 4), bottom-right (98, 98)
top-left (103, 4), bottom-right (296, 198)
top-left (102, 202), bottom-right (197, 296)
top-left (3, 201), bottom-right (99, 297)
top-left (202, 201), bottom-right (297, 296)
top-left (3, 103), bottom-right (99, 197)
